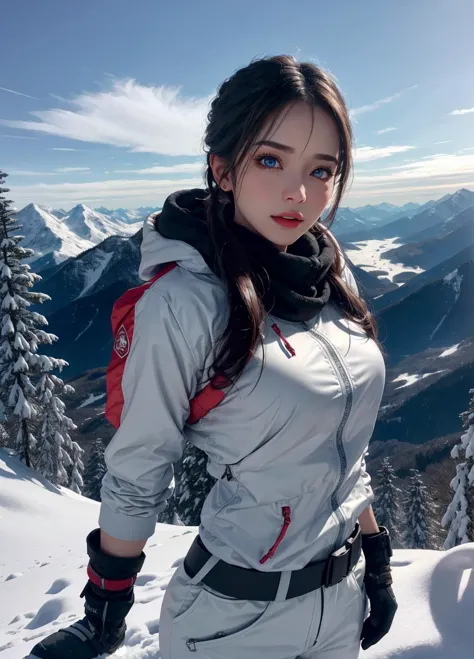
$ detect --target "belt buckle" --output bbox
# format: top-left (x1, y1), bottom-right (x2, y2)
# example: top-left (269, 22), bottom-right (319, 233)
top-left (324, 540), bottom-right (353, 588)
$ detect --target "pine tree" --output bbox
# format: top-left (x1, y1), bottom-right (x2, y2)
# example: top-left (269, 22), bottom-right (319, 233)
top-left (84, 438), bottom-right (107, 501)
top-left (35, 373), bottom-right (77, 486)
top-left (373, 457), bottom-right (404, 547)
top-left (0, 171), bottom-right (50, 467)
top-left (0, 170), bottom-right (81, 489)
top-left (403, 469), bottom-right (439, 549)
top-left (175, 442), bottom-right (216, 525)
top-left (68, 440), bottom-right (85, 495)
top-left (442, 388), bottom-right (474, 548)
top-left (158, 492), bottom-right (182, 525)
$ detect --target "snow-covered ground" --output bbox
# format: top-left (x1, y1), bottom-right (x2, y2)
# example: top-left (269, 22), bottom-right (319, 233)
top-left (1, 448), bottom-right (473, 659)
top-left (78, 392), bottom-right (107, 409)
top-left (345, 238), bottom-right (424, 285)
top-left (439, 344), bottom-right (460, 358)
top-left (392, 371), bottom-right (447, 390)
top-left (77, 250), bottom-right (115, 298)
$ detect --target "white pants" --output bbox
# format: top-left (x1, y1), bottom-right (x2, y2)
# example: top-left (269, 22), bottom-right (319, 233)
top-left (159, 552), bottom-right (368, 659)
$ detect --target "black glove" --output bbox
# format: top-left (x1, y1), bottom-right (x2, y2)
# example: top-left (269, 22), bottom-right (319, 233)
top-left (360, 526), bottom-right (398, 651)
top-left (29, 529), bottom-right (146, 659)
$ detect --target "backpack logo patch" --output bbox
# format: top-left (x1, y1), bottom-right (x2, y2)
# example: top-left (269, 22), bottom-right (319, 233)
top-left (114, 325), bottom-right (130, 359)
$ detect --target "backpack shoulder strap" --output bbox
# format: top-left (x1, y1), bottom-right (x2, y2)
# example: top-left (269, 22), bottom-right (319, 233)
top-left (106, 262), bottom-right (177, 428)
top-left (106, 261), bottom-right (228, 428)
top-left (187, 376), bottom-right (231, 425)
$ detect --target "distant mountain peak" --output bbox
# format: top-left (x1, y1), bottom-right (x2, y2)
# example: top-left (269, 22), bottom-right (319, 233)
top-left (69, 203), bottom-right (93, 214)
top-left (13, 201), bottom-right (139, 271)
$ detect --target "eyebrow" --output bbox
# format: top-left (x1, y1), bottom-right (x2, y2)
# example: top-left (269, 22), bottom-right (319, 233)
top-left (254, 139), bottom-right (339, 166)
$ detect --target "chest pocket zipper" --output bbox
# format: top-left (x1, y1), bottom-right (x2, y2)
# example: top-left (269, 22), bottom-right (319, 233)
top-left (259, 506), bottom-right (292, 564)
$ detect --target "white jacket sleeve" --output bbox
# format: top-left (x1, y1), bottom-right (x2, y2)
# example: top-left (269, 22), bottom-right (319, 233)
top-left (99, 285), bottom-right (200, 541)
top-left (360, 452), bottom-right (374, 503)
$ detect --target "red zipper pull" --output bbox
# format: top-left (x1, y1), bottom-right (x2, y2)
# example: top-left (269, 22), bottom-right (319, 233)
top-left (259, 506), bottom-right (292, 564)
top-left (271, 324), bottom-right (296, 357)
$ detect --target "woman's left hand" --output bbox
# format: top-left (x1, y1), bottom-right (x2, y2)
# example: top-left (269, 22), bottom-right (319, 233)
top-left (360, 567), bottom-right (398, 650)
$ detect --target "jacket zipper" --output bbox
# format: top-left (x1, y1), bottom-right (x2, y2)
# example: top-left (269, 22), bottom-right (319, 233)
top-left (259, 506), bottom-right (292, 564)
top-left (302, 323), bottom-right (353, 550)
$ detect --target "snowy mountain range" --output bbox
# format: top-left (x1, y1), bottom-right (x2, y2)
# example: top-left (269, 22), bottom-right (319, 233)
top-left (13, 197), bottom-right (425, 274)
top-left (14, 188), bottom-right (474, 481)
top-left (11, 203), bottom-right (143, 271)
top-left (337, 188), bottom-right (474, 243)
top-left (14, 193), bottom-right (455, 275)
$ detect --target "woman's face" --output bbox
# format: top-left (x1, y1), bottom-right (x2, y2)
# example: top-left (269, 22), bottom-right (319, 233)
top-left (213, 101), bottom-right (341, 250)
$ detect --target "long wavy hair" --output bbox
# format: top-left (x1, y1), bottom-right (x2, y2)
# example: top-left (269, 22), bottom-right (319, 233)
top-left (203, 55), bottom-right (380, 384)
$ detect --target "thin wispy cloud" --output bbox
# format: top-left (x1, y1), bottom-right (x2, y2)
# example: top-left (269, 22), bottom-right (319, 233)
top-left (350, 85), bottom-right (418, 117)
top-left (449, 107), bottom-right (474, 116)
top-left (8, 176), bottom-right (204, 207)
top-left (353, 153), bottom-right (474, 188)
top-left (51, 147), bottom-right (81, 151)
top-left (56, 167), bottom-right (90, 173)
top-left (0, 86), bottom-right (37, 99)
top-left (0, 134), bottom-right (41, 140)
top-left (10, 170), bottom-right (56, 177)
top-left (9, 167), bottom-right (91, 176)
top-left (2, 79), bottom-right (211, 155)
top-left (348, 178), bottom-right (474, 201)
top-left (434, 140), bottom-right (452, 145)
top-left (114, 162), bottom-right (203, 175)
top-left (375, 127), bottom-right (397, 135)
top-left (353, 145), bottom-right (415, 163)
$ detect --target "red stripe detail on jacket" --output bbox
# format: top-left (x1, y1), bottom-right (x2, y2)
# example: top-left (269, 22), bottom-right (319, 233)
top-left (187, 375), bottom-right (231, 425)
top-left (105, 262), bottom-right (177, 429)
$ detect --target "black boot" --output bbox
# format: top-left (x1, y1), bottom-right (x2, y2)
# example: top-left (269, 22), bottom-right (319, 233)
top-left (26, 616), bottom-right (125, 659)
top-left (27, 529), bottom-right (146, 659)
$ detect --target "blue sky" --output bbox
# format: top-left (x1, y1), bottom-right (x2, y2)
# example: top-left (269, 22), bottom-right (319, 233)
top-left (1, 0), bottom-right (473, 210)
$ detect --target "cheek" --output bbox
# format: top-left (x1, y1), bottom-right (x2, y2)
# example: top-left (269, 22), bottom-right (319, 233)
top-left (239, 168), bottom-right (275, 203)
top-left (312, 181), bottom-right (334, 208)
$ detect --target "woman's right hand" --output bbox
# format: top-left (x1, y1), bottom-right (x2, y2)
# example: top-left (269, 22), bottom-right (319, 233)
top-left (28, 528), bottom-right (145, 658)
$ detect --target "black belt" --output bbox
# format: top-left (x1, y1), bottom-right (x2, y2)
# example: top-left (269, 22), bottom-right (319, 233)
top-left (183, 523), bottom-right (362, 602)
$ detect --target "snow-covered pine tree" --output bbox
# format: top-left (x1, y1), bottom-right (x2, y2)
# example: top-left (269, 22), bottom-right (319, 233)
top-left (35, 373), bottom-right (77, 486)
top-left (158, 492), bottom-right (182, 525)
top-left (373, 457), bottom-right (404, 547)
top-left (175, 442), bottom-right (216, 525)
top-left (68, 439), bottom-right (85, 494)
top-left (0, 170), bottom-right (81, 489)
top-left (403, 468), bottom-right (439, 549)
top-left (0, 171), bottom-right (50, 466)
top-left (442, 388), bottom-right (474, 548)
top-left (84, 437), bottom-right (107, 501)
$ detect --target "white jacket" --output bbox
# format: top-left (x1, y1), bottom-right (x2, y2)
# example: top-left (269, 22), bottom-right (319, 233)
top-left (99, 211), bottom-right (386, 571)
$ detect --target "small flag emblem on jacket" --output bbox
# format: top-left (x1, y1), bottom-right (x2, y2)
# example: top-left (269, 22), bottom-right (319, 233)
top-left (114, 325), bottom-right (130, 359)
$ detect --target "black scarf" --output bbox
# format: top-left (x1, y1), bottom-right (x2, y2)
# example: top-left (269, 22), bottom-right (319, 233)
top-left (156, 188), bottom-right (335, 322)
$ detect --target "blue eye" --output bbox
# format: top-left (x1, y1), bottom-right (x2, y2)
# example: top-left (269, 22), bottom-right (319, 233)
top-left (312, 168), bottom-right (331, 180)
top-left (261, 156), bottom-right (279, 168)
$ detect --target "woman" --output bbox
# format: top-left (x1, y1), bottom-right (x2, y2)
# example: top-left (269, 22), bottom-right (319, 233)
top-left (30, 55), bottom-right (397, 659)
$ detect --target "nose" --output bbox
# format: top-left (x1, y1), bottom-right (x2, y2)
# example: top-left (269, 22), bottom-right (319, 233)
top-left (283, 183), bottom-right (307, 204)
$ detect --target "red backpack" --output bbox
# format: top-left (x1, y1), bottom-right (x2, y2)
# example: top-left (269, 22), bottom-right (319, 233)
top-left (105, 262), bottom-right (227, 429)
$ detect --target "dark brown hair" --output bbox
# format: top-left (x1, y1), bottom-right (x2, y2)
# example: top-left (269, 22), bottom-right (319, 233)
top-left (204, 55), bottom-right (380, 384)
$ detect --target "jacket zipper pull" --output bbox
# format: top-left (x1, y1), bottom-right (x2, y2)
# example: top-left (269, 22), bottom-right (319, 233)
top-left (271, 323), bottom-right (296, 357)
top-left (259, 506), bottom-right (292, 564)
top-left (221, 465), bottom-right (233, 481)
